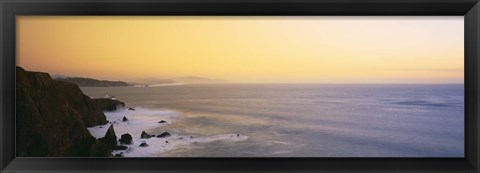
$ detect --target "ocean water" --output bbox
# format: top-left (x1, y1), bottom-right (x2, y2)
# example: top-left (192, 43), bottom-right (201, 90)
top-left (82, 84), bottom-right (464, 157)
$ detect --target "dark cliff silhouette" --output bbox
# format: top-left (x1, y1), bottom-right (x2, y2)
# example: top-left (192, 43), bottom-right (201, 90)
top-left (55, 77), bottom-right (131, 87)
top-left (16, 67), bottom-right (124, 157)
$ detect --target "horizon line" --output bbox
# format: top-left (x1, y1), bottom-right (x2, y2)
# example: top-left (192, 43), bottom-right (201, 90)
top-left (16, 66), bottom-right (464, 85)
top-left (137, 82), bottom-right (465, 85)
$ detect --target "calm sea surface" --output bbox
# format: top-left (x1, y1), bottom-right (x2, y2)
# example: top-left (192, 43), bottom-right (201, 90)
top-left (81, 84), bottom-right (464, 157)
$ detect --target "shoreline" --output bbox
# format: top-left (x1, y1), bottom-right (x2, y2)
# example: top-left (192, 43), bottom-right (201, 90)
top-left (87, 107), bottom-right (248, 157)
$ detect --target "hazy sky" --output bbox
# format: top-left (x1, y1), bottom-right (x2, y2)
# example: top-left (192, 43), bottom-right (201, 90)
top-left (17, 16), bottom-right (464, 84)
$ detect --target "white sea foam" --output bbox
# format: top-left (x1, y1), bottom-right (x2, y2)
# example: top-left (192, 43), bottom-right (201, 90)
top-left (81, 84), bottom-right (464, 157)
top-left (87, 108), bottom-right (178, 139)
top-left (266, 140), bottom-right (295, 146)
top-left (87, 107), bottom-right (248, 157)
top-left (112, 133), bottom-right (248, 157)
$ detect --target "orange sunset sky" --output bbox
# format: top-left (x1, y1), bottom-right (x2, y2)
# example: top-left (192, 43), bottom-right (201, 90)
top-left (17, 16), bottom-right (464, 84)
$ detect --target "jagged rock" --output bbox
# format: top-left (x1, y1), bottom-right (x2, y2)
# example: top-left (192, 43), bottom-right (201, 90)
top-left (156, 132), bottom-right (171, 138)
top-left (122, 116), bottom-right (128, 122)
top-left (99, 125), bottom-right (117, 146)
top-left (119, 133), bottom-right (133, 144)
top-left (111, 145), bottom-right (128, 150)
top-left (141, 131), bottom-right (151, 139)
top-left (158, 120), bottom-right (167, 123)
top-left (139, 142), bottom-right (149, 147)
top-left (16, 67), bottom-right (110, 157)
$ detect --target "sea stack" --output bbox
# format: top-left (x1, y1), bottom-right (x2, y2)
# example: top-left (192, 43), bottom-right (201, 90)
top-left (141, 131), bottom-right (151, 139)
top-left (119, 133), bottom-right (133, 144)
top-left (157, 132), bottom-right (171, 138)
top-left (99, 125), bottom-right (117, 146)
top-left (139, 142), bottom-right (149, 147)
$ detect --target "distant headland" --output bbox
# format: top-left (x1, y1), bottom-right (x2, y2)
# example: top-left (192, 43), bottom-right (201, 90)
top-left (52, 75), bottom-right (228, 87)
top-left (53, 76), bottom-right (132, 87)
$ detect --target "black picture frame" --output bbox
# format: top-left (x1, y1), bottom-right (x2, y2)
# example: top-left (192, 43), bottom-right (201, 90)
top-left (1, 0), bottom-right (479, 172)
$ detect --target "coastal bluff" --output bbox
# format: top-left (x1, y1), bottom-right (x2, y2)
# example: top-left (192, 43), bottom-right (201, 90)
top-left (16, 67), bottom-right (124, 157)
top-left (93, 98), bottom-right (125, 112)
top-left (55, 77), bottom-right (131, 87)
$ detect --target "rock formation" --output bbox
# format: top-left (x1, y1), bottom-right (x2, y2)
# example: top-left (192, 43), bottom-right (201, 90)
top-left (93, 98), bottom-right (125, 112)
top-left (16, 67), bottom-right (117, 157)
top-left (156, 132), bottom-right (171, 138)
top-left (99, 125), bottom-right (117, 146)
top-left (119, 133), bottom-right (133, 144)
top-left (139, 142), bottom-right (149, 147)
top-left (54, 77), bottom-right (132, 87)
top-left (141, 131), bottom-right (151, 139)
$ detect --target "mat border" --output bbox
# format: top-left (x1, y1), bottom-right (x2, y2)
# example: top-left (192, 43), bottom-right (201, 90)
top-left (1, 0), bottom-right (479, 172)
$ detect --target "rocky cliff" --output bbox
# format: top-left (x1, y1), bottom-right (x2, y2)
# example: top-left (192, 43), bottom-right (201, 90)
top-left (93, 98), bottom-right (125, 112)
top-left (16, 67), bottom-right (122, 157)
top-left (55, 77), bottom-right (132, 87)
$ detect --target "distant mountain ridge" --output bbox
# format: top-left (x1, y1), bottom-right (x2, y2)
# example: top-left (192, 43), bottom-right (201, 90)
top-left (53, 75), bottom-right (227, 87)
top-left (171, 76), bottom-right (228, 84)
top-left (54, 77), bottom-right (132, 87)
top-left (131, 76), bottom-right (228, 86)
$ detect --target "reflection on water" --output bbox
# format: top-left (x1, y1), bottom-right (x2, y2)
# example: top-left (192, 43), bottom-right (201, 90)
top-left (82, 84), bottom-right (464, 157)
